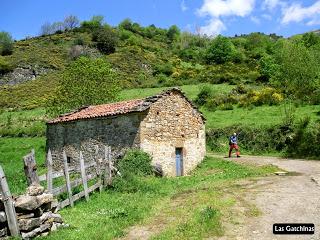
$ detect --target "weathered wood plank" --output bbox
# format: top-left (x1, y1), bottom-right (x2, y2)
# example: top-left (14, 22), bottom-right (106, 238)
top-left (23, 149), bottom-right (39, 185)
top-left (95, 146), bottom-right (103, 193)
top-left (79, 151), bottom-right (89, 201)
top-left (104, 146), bottom-right (112, 186)
top-left (46, 149), bottom-right (53, 193)
top-left (57, 182), bottom-right (101, 210)
top-left (0, 166), bottom-right (20, 237)
top-left (63, 151), bottom-right (74, 207)
top-left (51, 173), bottom-right (97, 196)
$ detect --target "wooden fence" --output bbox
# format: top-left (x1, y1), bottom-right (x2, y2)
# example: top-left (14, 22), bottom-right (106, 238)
top-left (0, 145), bottom-right (115, 237)
top-left (24, 146), bottom-right (114, 210)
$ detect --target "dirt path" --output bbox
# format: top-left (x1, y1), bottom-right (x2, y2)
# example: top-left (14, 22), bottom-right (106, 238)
top-left (218, 155), bottom-right (320, 240)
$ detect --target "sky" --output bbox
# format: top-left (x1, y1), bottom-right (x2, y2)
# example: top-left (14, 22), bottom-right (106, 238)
top-left (1, 0), bottom-right (320, 40)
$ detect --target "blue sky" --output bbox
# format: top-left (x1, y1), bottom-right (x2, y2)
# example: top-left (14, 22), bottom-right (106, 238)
top-left (1, 0), bottom-right (320, 40)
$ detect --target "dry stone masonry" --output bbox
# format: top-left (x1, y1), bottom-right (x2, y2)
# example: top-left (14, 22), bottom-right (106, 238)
top-left (14, 183), bottom-right (66, 239)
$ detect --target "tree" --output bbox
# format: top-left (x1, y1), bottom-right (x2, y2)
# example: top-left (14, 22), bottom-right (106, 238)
top-left (205, 35), bottom-right (235, 64)
top-left (273, 41), bottom-right (319, 101)
top-left (47, 57), bottom-right (120, 116)
top-left (80, 15), bottom-right (104, 32)
top-left (63, 15), bottom-right (80, 30)
top-left (118, 18), bottom-right (133, 31)
top-left (166, 25), bottom-right (180, 42)
top-left (0, 31), bottom-right (14, 56)
top-left (93, 26), bottom-right (118, 54)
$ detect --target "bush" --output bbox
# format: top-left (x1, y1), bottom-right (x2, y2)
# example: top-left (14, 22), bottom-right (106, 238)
top-left (0, 31), bottom-right (14, 56)
top-left (195, 85), bottom-right (213, 106)
top-left (206, 35), bottom-right (235, 64)
top-left (239, 87), bottom-right (284, 107)
top-left (153, 62), bottom-right (174, 76)
top-left (112, 149), bottom-right (154, 193)
top-left (117, 149), bottom-right (153, 177)
top-left (93, 26), bottom-right (118, 54)
top-left (0, 56), bottom-right (13, 74)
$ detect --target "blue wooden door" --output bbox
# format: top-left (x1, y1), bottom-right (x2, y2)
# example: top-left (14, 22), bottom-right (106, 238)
top-left (175, 148), bottom-right (183, 176)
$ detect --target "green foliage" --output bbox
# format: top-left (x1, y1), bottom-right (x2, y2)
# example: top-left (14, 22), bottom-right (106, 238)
top-left (273, 41), bottom-right (320, 101)
top-left (259, 55), bottom-right (280, 82)
top-left (117, 149), bottom-right (153, 177)
top-left (239, 87), bottom-right (284, 107)
top-left (195, 85), bottom-right (213, 106)
top-left (0, 56), bottom-right (14, 74)
top-left (301, 32), bottom-right (320, 48)
top-left (166, 25), bottom-right (180, 42)
top-left (206, 35), bottom-right (235, 64)
top-left (80, 15), bottom-right (104, 33)
top-left (153, 62), bottom-right (174, 76)
top-left (46, 57), bottom-right (120, 116)
top-left (113, 149), bottom-right (153, 193)
top-left (0, 31), bottom-right (14, 55)
top-left (93, 26), bottom-right (118, 54)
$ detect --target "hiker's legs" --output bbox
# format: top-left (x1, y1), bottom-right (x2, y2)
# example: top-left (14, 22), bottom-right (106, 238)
top-left (228, 145), bottom-right (233, 157)
top-left (235, 144), bottom-right (240, 157)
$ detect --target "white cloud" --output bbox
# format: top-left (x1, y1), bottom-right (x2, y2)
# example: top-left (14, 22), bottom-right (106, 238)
top-left (261, 14), bottom-right (272, 21)
top-left (181, 0), bottom-right (188, 12)
top-left (262, 0), bottom-right (284, 10)
top-left (198, 0), bottom-right (255, 18)
top-left (199, 18), bottom-right (226, 36)
top-left (197, 0), bottom-right (255, 36)
top-left (251, 16), bottom-right (261, 24)
top-left (281, 1), bottom-right (320, 25)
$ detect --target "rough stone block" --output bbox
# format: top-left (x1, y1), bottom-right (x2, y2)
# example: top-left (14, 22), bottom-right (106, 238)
top-left (27, 184), bottom-right (45, 196)
top-left (15, 195), bottom-right (39, 211)
top-left (18, 217), bottom-right (41, 231)
top-left (0, 212), bottom-right (6, 222)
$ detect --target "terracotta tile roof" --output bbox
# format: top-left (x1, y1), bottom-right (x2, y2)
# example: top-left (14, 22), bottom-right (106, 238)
top-left (48, 87), bottom-right (205, 124)
top-left (48, 99), bottom-right (145, 124)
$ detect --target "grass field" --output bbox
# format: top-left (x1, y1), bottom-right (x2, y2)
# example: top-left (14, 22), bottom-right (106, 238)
top-left (40, 156), bottom-right (278, 240)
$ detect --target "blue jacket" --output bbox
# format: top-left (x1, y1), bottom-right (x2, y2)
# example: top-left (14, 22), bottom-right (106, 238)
top-left (229, 136), bottom-right (237, 144)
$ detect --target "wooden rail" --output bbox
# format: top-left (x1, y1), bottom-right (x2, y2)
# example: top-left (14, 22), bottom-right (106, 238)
top-left (23, 146), bottom-right (113, 210)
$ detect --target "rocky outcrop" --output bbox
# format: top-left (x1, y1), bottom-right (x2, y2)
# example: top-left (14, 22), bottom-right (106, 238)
top-left (0, 65), bottom-right (53, 85)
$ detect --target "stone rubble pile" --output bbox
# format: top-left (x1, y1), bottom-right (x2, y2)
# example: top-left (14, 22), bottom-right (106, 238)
top-left (13, 183), bottom-right (66, 239)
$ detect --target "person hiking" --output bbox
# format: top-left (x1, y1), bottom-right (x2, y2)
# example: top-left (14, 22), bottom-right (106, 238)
top-left (229, 132), bottom-right (240, 158)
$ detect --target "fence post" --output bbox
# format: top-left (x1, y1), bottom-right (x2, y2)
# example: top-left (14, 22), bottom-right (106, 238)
top-left (0, 166), bottom-right (20, 237)
top-left (95, 147), bottom-right (103, 193)
top-left (23, 149), bottom-right (39, 185)
top-left (79, 151), bottom-right (89, 201)
top-left (104, 146), bottom-right (112, 186)
top-left (63, 151), bottom-right (74, 207)
top-left (46, 149), bottom-right (53, 193)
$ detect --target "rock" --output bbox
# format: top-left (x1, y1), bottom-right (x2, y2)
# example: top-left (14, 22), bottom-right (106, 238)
top-left (41, 231), bottom-right (49, 237)
top-left (17, 213), bottom-right (35, 220)
top-left (0, 212), bottom-right (6, 222)
top-left (15, 195), bottom-right (39, 211)
top-left (18, 217), bottom-right (40, 231)
top-left (40, 212), bottom-right (63, 224)
top-left (51, 199), bottom-right (59, 213)
top-left (27, 184), bottom-right (45, 196)
top-left (51, 222), bottom-right (58, 231)
top-left (21, 223), bottom-right (51, 239)
top-left (0, 227), bottom-right (7, 237)
top-left (36, 193), bottom-right (53, 206)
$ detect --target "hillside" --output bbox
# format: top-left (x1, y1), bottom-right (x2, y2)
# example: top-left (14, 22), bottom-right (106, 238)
top-left (0, 17), bottom-right (287, 110)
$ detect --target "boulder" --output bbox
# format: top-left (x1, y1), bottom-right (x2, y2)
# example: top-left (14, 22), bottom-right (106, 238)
top-left (27, 184), bottom-right (45, 196)
top-left (15, 195), bottom-right (39, 211)
top-left (36, 193), bottom-right (53, 206)
top-left (18, 217), bottom-right (40, 231)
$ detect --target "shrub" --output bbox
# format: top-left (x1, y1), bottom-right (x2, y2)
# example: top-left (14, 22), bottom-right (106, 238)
top-left (0, 56), bottom-right (13, 74)
top-left (112, 149), bottom-right (154, 193)
top-left (206, 35), bottom-right (235, 64)
top-left (195, 85), bottom-right (213, 106)
top-left (239, 87), bottom-right (284, 107)
top-left (0, 31), bottom-right (14, 56)
top-left (117, 149), bottom-right (153, 177)
top-left (153, 62), bottom-right (174, 76)
top-left (93, 26), bottom-right (118, 54)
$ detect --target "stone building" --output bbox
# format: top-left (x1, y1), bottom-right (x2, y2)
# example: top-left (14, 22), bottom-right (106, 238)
top-left (46, 88), bottom-right (206, 176)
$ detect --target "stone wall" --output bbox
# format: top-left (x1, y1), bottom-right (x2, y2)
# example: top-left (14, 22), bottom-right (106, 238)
top-left (46, 112), bottom-right (145, 170)
top-left (139, 91), bottom-right (206, 176)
